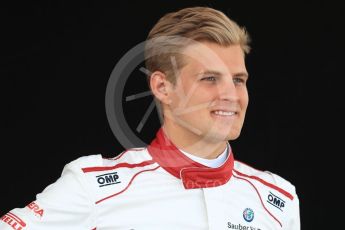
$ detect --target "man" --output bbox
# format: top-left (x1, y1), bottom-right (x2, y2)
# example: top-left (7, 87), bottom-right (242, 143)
top-left (0, 7), bottom-right (300, 230)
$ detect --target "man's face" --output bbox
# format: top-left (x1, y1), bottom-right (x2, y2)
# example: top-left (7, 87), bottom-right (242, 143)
top-left (164, 42), bottom-right (249, 143)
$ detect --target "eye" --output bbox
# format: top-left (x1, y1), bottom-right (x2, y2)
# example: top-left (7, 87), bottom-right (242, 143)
top-left (233, 77), bottom-right (246, 85)
top-left (201, 76), bottom-right (217, 82)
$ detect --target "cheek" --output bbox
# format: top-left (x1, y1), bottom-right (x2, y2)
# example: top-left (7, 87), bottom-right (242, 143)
top-left (240, 89), bottom-right (249, 108)
top-left (186, 93), bottom-right (215, 112)
top-left (183, 86), bottom-right (214, 104)
top-left (169, 88), bottom-right (187, 107)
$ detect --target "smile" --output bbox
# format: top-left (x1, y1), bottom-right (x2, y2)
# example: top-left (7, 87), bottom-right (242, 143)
top-left (212, 111), bottom-right (237, 116)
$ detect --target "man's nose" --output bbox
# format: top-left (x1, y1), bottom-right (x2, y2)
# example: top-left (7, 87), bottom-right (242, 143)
top-left (218, 77), bottom-right (239, 102)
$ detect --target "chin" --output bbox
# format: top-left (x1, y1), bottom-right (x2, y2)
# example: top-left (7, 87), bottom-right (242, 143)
top-left (203, 130), bottom-right (239, 143)
top-left (227, 130), bottom-right (241, 141)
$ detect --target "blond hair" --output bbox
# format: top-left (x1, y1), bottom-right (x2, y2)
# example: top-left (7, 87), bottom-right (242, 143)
top-left (144, 7), bottom-right (250, 84)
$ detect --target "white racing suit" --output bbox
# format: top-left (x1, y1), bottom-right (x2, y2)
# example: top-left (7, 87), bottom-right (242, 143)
top-left (0, 129), bottom-right (300, 230)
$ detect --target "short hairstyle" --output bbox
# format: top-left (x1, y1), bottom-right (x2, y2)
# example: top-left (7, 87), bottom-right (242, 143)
top-left (144, 7), bottom-right (251, 84)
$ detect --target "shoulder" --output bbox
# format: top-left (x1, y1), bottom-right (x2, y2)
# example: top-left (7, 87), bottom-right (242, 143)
top-left (233, 160), bottom-right (300, 228)
top-left (60, 147), bottom-right (157, 193)
top-left (233, 160), bottom-right (297, 199)
top-left (64, 147), bottom-right (152, 172)
top-left (68, 148), bottom-right (159, 204)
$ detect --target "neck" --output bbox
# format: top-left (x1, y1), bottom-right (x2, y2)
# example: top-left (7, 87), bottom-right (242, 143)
top-left (162, 122), bottom-right (227, 160)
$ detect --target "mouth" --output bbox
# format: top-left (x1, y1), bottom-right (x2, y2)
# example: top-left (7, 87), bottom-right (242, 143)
top-left (211, 110), bottom-right (238, 117)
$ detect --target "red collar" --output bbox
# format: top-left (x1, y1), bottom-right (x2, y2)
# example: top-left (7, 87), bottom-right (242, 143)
top-left (147, 128), bottom-right (234, 189)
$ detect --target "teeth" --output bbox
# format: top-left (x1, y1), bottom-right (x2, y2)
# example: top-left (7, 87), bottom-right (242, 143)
top-left (213, 111), bottom-right (235, 116)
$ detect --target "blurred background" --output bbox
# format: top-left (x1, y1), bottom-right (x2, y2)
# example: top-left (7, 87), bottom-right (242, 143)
top-left (1, 1), bottom-right (344, 229)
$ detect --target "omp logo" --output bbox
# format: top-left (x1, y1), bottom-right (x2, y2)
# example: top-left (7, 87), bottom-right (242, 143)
top-left (267, 191), bottom-right (285, 211)
top-left (96, 172), bottom-right (121, 187)
top-left (1, 212), bottom-right (26, 230)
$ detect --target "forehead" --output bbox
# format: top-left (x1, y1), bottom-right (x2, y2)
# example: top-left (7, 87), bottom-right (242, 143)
top-left (181, 42), bottom-right (246, 75)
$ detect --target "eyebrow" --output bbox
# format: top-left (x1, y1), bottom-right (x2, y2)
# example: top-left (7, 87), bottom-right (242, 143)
top-left (196, 70), bottom-right (249, 79)
top-left (233, 72), bottom-right (249, 79)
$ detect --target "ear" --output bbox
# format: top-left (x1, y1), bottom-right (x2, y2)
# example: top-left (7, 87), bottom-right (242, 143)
top-left (150, 71), bottom-right (173, 105)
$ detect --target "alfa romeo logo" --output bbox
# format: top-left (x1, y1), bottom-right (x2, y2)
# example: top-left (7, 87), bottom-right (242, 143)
top-left (243, 208), bottom-right (254, 222)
